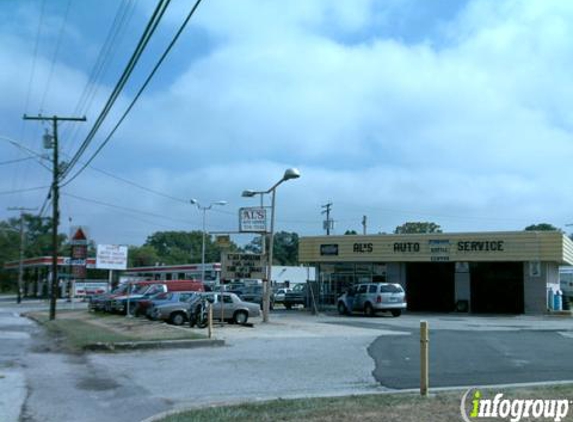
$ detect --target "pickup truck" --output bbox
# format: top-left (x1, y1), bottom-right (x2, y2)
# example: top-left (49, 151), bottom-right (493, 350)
top-left (283, 283), bottom-right (307, 309)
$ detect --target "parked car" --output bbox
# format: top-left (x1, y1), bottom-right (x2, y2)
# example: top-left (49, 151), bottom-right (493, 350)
top-left (184, 292), bottom-right (261, 325)
top-left (150, 293), bottom-right (201, 325)
top-left (283, 283), bottom-right (307, 309)
top-left (228, 285), bottom-right (274, 310)
top-left (136, 291), bottom-right (197, 318)
top-left (273, 288), bottom-right (291, 304)
top-left (88, 284), bottom-right (131, 312)
top-left (337, 283), bottom-right (407, 317)
top-left (109, 280), bottom-right (205, 314)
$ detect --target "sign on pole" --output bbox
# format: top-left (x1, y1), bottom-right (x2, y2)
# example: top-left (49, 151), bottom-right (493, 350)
top-left (239, 207), bottom-right (267, 233)
top-left (70, 227), bottom-right (88, 279)
top-left (96, 244), bottom-right (128, 270)
top-left (221, 253), bottom-right (266, 280)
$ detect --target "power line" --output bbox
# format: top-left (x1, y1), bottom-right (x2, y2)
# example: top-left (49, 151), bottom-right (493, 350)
top-left (0, 186), bottom-right (51, 196)
top-left (61, 0), bottom-right (172, 181)
top-left (39, 0), bottom-right (73, 112)
top-left (62, 192), bottom-right (195, 225)
top-left (61, 0), bottom-right (136, 153)
top-left (0, 157), bottom-right (35, 166)
top-left (62, 0), bottom-right (204, 186)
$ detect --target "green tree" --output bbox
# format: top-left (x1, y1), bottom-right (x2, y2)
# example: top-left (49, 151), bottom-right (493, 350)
top-left (344, 230), bottom-right (358, 235)
top-left (244, 231), bottom-right (300, 265)
top-left (144, 230), bottom-right (240, 265)
top-left (524, 223), bottom-right (560, 231)
top-left (128, 245), bottom-right (161, 267)
top-left (394, 222), bottom-right (442, 234)
top-left (272, 231), bottom-right (299, 265)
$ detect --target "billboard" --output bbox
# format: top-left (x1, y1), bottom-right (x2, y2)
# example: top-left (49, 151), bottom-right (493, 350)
top-left (221, 253), bottom-right (266, 280)
top-left (239, 207), bottom-right (267, 233)
top-left (96, 244), bottom-right (128, 270)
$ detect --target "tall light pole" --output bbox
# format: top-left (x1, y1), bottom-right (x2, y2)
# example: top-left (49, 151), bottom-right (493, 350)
top-left (243, 168), bottom-right (301, 323)
top-left (190, 199), bottom-right (227, 286)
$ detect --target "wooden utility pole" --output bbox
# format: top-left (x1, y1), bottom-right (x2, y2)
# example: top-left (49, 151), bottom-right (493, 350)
top-left (23, 114), bottom-right (86, 320)
top-left (7, 207), bottom-right (37, 303)
top-left (321, 202), bottom-right (333, 235)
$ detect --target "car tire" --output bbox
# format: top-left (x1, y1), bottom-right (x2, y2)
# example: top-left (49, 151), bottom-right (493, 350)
top-left (337, 302), bottom-right (348, 315)
top-left (364, 303), bottom-right (375, 317)
top-left (233, 311), bottom-right (248, 325)
top-left (169, 312), bottom-right (187, 326)
top-left (284, 303), bottom-right (292, 310)
top-left (391, 309), bottom-right (401, 317)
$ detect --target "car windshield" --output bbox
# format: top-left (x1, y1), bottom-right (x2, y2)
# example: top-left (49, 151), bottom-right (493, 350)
top-left (379, 284), bottom-right (404, 293)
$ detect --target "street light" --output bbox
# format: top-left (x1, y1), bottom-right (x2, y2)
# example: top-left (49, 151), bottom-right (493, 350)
top-left (190, 199), bottom-right (227, 287)
top-left (243, 167), bottom-right (301, 323)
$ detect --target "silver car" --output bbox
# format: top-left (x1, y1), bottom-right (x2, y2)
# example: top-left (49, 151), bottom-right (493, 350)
top-left (188, 292), bottom-right (261, 325)
top-left (151, 293), bottom-right (200, 325)
top-left (337, 283), bottom-right (407, 317)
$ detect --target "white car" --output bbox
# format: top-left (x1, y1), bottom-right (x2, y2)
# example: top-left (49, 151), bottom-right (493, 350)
top-left (273, 288), bottom-right (291, 304)
top-left (337, 283), bottom-right (407, 317)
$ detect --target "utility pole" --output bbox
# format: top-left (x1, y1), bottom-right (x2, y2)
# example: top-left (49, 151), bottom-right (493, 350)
top-left (7, 207), bottom-right (37, 304)
top-left (321, 202), bottom-right (333, 235)
top-left (23, 114), bottom-right (86, 320)
top-left (362, 215), bottom-right (367, 235)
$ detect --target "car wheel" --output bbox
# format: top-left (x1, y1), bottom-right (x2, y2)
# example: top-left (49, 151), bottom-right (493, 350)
top-left (233, 311), bottom-right (248, 325)
top-left (337, 302), bottom-right (348, 315)
top-left (391, 309), bottom-right (402, 317)
top-left (169, 312), bottom-right (187, 326)
top-left (364, 303), bottom-right (375, 317)
top-left (284, 303), bottom-right (292, 310)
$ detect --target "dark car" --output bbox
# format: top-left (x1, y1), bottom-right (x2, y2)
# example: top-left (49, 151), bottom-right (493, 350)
top-left (228, 285), bottom-right (274, 310)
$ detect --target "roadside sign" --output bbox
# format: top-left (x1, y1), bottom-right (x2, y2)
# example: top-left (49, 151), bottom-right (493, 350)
top-left (239, 207), bottom-right (267, 233)
top-left (221, 253), bottom-right (266, 280)
top-left (96, 244), bottom-right (128, 270)
top-left (216, 235), bottom-right (231, 248)
top-left (70, 226), bottom-right (89, 280)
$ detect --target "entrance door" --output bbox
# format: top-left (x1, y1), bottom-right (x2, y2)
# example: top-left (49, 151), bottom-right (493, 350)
top-left (405, 263), bottom-right (456, 312)
top-left (470, 262), bottom-right (524, 314)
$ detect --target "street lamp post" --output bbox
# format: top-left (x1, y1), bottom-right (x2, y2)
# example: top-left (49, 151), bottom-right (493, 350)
top-left (190, 199), bottom-right (227, 286)
top-left (242, 168), bottom-right (301, 323)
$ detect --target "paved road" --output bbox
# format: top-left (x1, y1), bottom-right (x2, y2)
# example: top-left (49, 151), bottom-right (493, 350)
top-left (3, 297), bottom-right (573, 422)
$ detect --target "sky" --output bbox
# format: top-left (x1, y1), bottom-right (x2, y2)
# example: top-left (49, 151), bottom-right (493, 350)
top-left (1, 0), bottom-right (573, 248)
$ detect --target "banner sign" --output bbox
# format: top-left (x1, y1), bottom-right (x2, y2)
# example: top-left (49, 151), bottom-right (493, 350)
top-left (96, 244), bottom-right (128, 270)
top-left (221, 253), bottom-right (266, 280)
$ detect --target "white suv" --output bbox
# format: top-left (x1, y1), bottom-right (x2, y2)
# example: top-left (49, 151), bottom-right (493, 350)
top-left (337, 283), bottom-right (407, 317)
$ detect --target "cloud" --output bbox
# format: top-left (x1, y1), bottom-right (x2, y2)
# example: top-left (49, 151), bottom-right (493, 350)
top-left (2, 0), bottom-right (573, 246)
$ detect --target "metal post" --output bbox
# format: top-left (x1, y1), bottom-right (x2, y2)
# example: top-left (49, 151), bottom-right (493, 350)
top-left (263, 188), bottom-right (277, 323)
top-left (208, 304), bottom-right (213, 338)
top-left (201, 208), bottom-right (206, 285)
top-left (420, 320), bottom-right (429, 396)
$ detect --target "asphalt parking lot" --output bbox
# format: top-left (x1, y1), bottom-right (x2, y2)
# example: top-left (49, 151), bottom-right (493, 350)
top-left (3, 297), bottom-right (573, 422)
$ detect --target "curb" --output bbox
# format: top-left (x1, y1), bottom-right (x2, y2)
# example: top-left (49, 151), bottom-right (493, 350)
top-left (83, 338), bottom-right (225, 351)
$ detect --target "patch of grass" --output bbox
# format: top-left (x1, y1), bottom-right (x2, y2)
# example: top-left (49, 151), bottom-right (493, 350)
top-left (158, 385), bottom-right (573, 422)
top-left (28, 310), bottom-right (206, 351)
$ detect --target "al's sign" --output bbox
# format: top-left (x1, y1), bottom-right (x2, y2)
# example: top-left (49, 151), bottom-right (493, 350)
top-left (239, 207), bottom-right (267, 233)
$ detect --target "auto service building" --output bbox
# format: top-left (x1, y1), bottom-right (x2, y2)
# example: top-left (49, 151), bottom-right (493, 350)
top-left (298, 231), bottom-right (573, 314)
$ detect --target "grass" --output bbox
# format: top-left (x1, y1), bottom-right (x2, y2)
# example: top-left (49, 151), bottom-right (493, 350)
top-left (28, 310), bottom-right (206, 351)
top-left (158, 384), bottom-right (573, 422)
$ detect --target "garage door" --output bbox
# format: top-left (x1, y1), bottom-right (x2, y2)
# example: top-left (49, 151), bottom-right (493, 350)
top-left (406, 263), bottom-right (455, 312)
top-left (470, 262), bottom-right (524, 314)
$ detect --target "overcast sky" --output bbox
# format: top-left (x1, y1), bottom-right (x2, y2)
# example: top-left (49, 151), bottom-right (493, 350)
top-left (1, 0), bottom-right (573, 247)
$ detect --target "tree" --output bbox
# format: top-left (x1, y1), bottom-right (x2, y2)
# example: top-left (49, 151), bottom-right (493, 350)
top-left (128, 245), bottom-right (161, 267)
top-left (394, 222), bottom-right (442, 234)
top-left (524, 223), bottom-right (560, 232)
top-left (344, 230), bottom-right (358, 235)
top-left (272, 231), bottom-right (299, 265)
top-left (144, 230), bottom-right (240, 265)
top-left (243, 231), bottom-right (300, 265)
